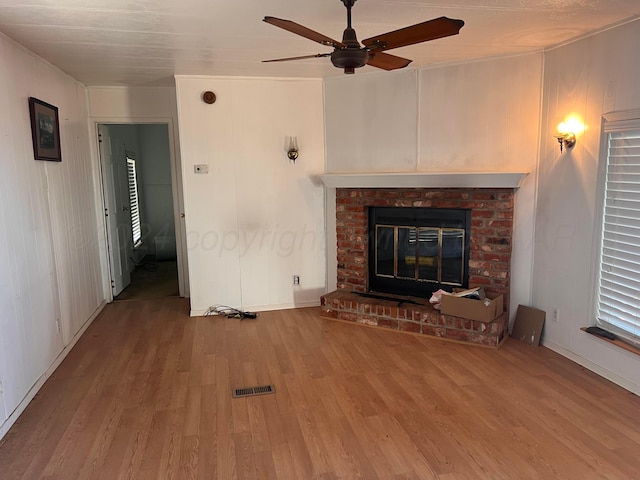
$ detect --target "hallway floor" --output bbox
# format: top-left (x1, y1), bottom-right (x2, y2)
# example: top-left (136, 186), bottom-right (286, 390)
top-left (115, 256), bottom-right (179, 301)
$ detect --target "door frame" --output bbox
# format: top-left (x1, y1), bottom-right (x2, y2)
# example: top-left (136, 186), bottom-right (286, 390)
top-left (91, 117), bottom-right (188, 301)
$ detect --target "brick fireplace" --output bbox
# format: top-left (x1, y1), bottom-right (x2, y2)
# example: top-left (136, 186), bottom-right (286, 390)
top-left (320, 186), bottom-right (515, 347)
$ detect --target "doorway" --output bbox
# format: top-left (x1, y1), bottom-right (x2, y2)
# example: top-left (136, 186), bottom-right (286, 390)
top-left (98, 123), bottom-right (185, 301)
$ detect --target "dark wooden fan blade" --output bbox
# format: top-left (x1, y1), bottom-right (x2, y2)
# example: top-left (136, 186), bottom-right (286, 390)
top-left (366, 51), bottom-right (412, 70)
top-left (362, 16), bottom-right (464, 51)
top-left (262, 53), bottom-right (332, 63)
top-left (264, 16), bottom-right (345, 48)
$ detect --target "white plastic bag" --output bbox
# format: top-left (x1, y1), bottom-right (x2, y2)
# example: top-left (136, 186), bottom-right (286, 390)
top-left (429, 289), bottom-right (452, 310)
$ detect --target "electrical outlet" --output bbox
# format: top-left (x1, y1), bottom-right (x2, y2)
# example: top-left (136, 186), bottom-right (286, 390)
top-left (194, 164), bottom-right (209, 174)
top-left (56, 318), bottom-right (61, 333)
top-left (0, 379), bottom-right (3, 395)
top-left (552, 308), bottom-right (560, 323)
top-left (293, 275), bottom-right (300, 286)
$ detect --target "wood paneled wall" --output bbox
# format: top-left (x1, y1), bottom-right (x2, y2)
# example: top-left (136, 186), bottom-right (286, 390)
top-left (0, 33), bottom-right (104, 439)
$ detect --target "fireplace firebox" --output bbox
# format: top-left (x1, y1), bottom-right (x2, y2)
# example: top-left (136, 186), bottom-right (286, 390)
top-left (369, 207), bottom-right (470, 298)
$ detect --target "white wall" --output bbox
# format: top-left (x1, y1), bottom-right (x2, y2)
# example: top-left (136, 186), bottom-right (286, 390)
top-left (323, 55), bottom-right (544, 315)
top-left (175, 76), bottom-right (326, 314)
top-left (87, 86), bottom-right (181, 120)
top-left (86, 86), bottom-right (188, 295)
top-left (420, 55), bottom-right (544, 323)
top-left (0, 34), bottom-right (104, 438)
top-left (325, 70), bottom-right (418, 173)
top-left (534, 19), bottom-right (640, 394)
top-left (138, 124), bottom-right (175, 258)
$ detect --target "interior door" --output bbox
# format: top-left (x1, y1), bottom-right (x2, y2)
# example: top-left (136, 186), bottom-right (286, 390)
top-left (99, 125), bottom-right (132, 296)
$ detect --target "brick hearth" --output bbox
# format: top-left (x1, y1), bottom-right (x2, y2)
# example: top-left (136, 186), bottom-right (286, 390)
top-left (320, 187), bottom-right (514, 347)
top-left (320, 290), bottom-right (508, 347)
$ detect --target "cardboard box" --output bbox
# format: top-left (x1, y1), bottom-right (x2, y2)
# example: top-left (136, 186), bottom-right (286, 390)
top-left (440, 288), bottom-right (504, 323)
top-left (511, 305), bottom-right (545, 346)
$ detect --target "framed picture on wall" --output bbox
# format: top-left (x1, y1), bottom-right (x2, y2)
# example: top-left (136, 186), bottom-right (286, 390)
top-left (28, 97), bottom-right (61, 162)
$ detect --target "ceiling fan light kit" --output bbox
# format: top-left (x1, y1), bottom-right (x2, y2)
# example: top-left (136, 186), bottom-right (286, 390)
top-left (263, 0), bottom-right (464, 75)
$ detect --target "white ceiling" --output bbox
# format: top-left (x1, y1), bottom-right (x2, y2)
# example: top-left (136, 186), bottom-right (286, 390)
top-left (0, 0), bottom-right (638, 86)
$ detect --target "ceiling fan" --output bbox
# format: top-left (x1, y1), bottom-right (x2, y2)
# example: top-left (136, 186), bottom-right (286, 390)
top-left (263, 0), bottom-right (464, 74)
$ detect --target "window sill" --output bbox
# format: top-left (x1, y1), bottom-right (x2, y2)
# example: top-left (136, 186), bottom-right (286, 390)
top-left (581, 327), bottom-right (640, 357)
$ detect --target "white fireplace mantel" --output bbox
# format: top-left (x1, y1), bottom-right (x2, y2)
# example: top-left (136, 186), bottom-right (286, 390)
top-left (318, 172), bottom-right (528, 189)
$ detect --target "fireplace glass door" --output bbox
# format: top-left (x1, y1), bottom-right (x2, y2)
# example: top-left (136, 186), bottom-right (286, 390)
top-left (375, 226), bottom-right (465, 285)
top-left (369, 207), bottom-right (470, 298)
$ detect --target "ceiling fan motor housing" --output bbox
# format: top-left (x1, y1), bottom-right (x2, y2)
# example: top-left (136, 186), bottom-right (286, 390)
top-left (331, 26), bottom-right (368, 72)
top-left (331, 48), bottom-right (368, 70)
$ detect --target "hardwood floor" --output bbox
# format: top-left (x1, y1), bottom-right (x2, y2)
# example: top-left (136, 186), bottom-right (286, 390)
top-left (1, 297), bottom-right (639, 479)
top-left (115, 257), bottom-right (179, 301)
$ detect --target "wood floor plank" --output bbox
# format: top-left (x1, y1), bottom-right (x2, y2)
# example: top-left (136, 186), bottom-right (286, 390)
top-left (232, 396), bottom-right (251, 435)
top-left (215, 355), bottom-right (233, 437)
top-left (77, 399), bottom-right (124, 478)
top-left (329, 417), bottom-right (380, 480)
top-left (40, 389), bottom-right (114, 477)
top-left (253, 449), bottom-right (277, 480)
top-left (216, 434), bottom-right (237, 480)
top-left (246, 397), bottom-right (271, 453)
top-left (233, 432), bottom-right (256, 480)
top-left (97, 406), bottom-right (153, 480)
top-left (259, 394), bottom-right (288, 447)
top-left (8, 378), bottom-right (87, 480)
top-left (158, 407), bottom-right (186, 480)
top-left (312, 411), bottom-right (377, 480)
top-left (182, 384), bottom-right (202, 438)
top-left (294, 408), bottom-right (333, 476)
top-left (197, 384), bottom-right (217, 480)
top-left (178, 434), bottom-right (198, 480)
top-left (2, 298), bottom-right (640, 479)
top-left (280, 414), bottom-right (314, 479)
top-left (136, 409), bottom-right (172, 479)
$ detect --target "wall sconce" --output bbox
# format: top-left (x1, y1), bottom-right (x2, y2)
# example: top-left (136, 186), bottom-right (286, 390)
top-left (553, 117), bottom-right (584, 153)
top-left (554, 131), bottom-right (576, 153)
top-left (286, 136), bottom-right (299, 163)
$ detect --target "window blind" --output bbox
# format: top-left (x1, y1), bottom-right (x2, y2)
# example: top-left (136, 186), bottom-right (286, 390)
top-left (127, 158), bottom-right (142, 245)
top-left (596, 128), bottom-right (640, 347)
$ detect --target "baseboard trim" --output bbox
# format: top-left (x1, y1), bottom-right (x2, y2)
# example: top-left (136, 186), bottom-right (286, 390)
top-left (190, 300), bottom-right (320, 317)
top-left (543, 339), bottom-right (640, 396)
top-left (0, 300), bottom-right (107, 440)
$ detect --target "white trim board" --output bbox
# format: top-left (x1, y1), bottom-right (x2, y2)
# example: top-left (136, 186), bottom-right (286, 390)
top-left (318, 172), bottom-right (528, 189)
top-left (190, 300), bottom-right (321, 317)
top-left (543, 339), bottom-right (640, 396)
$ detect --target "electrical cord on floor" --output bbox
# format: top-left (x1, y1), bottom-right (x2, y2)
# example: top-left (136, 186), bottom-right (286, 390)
top-left (204, 304), bottom-right (258, 319)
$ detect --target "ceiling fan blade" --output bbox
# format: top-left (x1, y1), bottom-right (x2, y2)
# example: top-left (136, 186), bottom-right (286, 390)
top-left (263, 16), bottom-right (345, 48)
top-left (366, 51), bottom-right (412, 71)
top-left (262, 53), bottom-right (332, 63)
top-left (362, 16), bottom-right (464, 51)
